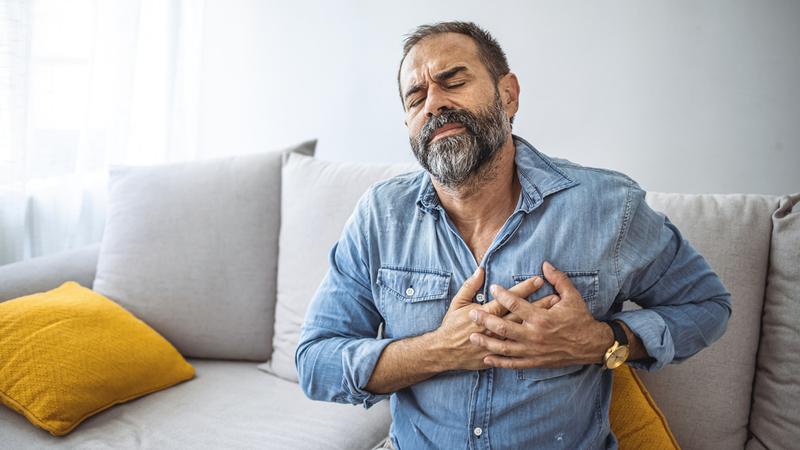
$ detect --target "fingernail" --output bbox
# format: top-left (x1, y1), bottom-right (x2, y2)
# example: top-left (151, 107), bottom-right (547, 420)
top-left (543, 261), bottom-right (555, 271)
top-left (490, 284), bottom-right (498, 295)
top-left (471, 266), bottom-right (481, 278)
top-left (469, 310), bottom-right (479, 321)
top-left (533, 277), bottom-right (544, 287)
top-left (470, 333), bottom-right (480, 344)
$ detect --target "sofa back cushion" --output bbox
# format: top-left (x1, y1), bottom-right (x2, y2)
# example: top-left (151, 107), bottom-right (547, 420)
top-left (93, 141), bottom-right (315, 360)
top-left (746, 193), bottom-right (800, 450)
top-left (260, 153), bottom-right (419, 381)
top-left (636, 193), bottom-right (779, 450)
top-left (264, 153), bottom-right (781, 449)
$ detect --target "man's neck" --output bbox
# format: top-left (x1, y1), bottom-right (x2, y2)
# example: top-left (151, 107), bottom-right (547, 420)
top-left (432, 138), bottom-right (521, 237)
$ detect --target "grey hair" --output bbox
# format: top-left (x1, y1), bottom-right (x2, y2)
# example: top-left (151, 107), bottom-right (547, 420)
top-left (397, 21), bottom-right (511, 106)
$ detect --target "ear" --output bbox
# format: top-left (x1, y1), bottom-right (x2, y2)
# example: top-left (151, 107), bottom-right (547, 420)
top-left (498, 72), bottom-right (520, 119)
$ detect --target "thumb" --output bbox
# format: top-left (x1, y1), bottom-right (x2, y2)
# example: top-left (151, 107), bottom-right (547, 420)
top-left (542, 260), bottom-right (579, 301)
top-left (449, 266), bottom-right (484, 311)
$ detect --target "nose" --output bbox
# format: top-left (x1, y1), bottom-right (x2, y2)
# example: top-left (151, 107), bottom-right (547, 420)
top-left (421, 84), bottom-right (453, 119)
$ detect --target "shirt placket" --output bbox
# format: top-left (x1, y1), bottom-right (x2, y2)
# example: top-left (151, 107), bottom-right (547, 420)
top-left (435, 205), bottom-right (526, 450)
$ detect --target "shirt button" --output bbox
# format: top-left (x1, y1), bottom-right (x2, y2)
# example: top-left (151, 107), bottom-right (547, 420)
top-left (473, 427), bottom-right (482, 437)
top-left (475, 293), bottom-right (486, 303)
top-left (405, 287), bottom-right (415, 296)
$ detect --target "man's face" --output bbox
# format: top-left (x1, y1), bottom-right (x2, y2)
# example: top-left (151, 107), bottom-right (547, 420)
top-left (399, 33), bottom-right (513, 189)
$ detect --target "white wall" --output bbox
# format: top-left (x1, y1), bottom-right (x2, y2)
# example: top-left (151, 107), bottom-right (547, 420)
top-left (198, 0), bottom-right (800, 195)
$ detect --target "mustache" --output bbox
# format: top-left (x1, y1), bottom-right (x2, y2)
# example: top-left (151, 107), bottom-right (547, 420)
top-left (418, 109), bottom-right (478, 147)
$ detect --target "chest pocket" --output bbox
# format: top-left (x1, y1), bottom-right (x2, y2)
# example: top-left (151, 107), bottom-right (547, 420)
top-left (511, 270), bottom-right (599, 314)
top-left (377, 266), bottom-right (451, 339)
top-left (511, 270), bottom-right (599, 381)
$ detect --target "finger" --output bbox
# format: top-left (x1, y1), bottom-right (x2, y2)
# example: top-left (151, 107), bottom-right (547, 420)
top-left (469, 332), bottom-right (528, 356)
top-left (480, 299), bottom-right (505, 317)
top-left (530, 294), bottom-right (561, 310)
top-left (483, 355), bottom-right (538, 369)
top-left (449, 266), bottom-right (485, 311)
top-left (482, 276), bottom-right (544, 316)
top-left (469, 310), bottom-right (526, 341)
top-left (542, 261), bottom-right (580, 300)
top-left (502, 312), bottom-right (523, 323)
top-left (509, 275), bottom-right (545, 299)
top-left (490, 284), bottom-right (539, 321)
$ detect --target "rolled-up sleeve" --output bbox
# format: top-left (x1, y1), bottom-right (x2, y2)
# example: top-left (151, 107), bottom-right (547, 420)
top-left (610, 185), bottom-right (732, 371)
top-left (295, 192), bottom-right (398, 408)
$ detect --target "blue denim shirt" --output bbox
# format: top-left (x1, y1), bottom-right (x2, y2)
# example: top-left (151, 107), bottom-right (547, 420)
top-left (295, 135), bottom-right (731, 450)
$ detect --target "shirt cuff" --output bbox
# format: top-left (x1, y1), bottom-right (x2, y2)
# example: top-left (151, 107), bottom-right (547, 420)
top-left (341, 337), bottom-right (400, 409)
top-left (610, 309), bottom-right (675, 371)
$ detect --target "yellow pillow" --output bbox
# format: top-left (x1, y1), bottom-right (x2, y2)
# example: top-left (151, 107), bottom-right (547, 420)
top-left (0, 281), bottom-right (195, 436)
top-left (611, 363), bottom-right (681, 449)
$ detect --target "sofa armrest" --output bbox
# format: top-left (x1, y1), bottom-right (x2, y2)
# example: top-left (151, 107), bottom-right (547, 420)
top-left (0, 243), bottom-right (101, 302)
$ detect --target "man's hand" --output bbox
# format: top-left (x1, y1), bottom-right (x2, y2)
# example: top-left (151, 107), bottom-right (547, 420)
top-left (468, 261), bottom-right (612, 369)
top-left (364, 263), bottom-right (581, 395)
top-left (432, 266), bottom-right (558, 371)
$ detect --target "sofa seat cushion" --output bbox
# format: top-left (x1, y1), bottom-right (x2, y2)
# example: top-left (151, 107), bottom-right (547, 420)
top-left (0, 359), bottom-right (391, 449)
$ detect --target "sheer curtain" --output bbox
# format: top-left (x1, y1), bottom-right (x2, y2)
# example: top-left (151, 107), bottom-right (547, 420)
top-left (0, 0), bottom-right (205, 265)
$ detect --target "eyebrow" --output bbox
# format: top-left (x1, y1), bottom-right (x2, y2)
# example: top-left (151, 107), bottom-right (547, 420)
top-left (403, 65), bottom-right (469, 103)
top-left (434, 65), bottom-right (468, 83)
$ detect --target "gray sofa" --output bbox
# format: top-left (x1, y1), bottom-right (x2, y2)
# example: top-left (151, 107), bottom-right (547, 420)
top-left (0, 146), bottom-right (797, 450)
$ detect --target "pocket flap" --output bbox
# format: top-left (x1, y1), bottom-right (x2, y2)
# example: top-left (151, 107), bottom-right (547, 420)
top-left (377, 266), bottom-right (451, 303)
top-left (512, 270), bottom-right (598, 302)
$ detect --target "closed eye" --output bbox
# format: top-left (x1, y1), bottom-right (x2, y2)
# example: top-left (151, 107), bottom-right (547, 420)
top-left (408, 81), bottom-right (466, 109)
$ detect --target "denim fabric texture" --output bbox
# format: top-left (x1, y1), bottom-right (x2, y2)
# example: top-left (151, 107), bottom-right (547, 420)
top-left (296, 135), bottom-right (731, 450)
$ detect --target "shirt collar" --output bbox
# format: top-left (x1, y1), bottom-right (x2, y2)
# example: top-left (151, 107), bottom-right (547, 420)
top-left (415, 134), bottom-right (580, 215)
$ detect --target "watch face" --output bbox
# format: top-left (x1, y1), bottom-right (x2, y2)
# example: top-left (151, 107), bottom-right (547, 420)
top-left (606, 346), bottom-right (630, 369)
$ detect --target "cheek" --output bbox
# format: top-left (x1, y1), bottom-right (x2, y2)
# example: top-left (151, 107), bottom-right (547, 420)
top-left (407, 116), bottom-right (424, 139)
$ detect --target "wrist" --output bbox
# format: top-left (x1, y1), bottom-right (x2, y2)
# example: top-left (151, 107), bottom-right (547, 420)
top-left (423, 329), bottom-right (456, 372)
top-left (616, 319), bottom-right (648, 361)
top-left (592, 320), bottom-right (615, 365)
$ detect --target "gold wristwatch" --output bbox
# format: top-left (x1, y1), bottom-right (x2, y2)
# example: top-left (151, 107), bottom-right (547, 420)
top-left (602, 320), bottom-right (630, 369)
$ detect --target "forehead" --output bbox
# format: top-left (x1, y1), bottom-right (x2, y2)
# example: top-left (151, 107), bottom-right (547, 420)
top-left (399, 33), bottom-right (489, 91)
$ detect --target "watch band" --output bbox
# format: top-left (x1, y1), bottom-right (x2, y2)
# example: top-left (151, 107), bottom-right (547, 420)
top-left (608, 320), bottom-right (628, 346)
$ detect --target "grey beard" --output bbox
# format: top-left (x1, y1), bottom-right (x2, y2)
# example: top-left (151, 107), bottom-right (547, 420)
top-left (425, 133), bottom-right (485, 188)
top-left (411, 94), bottom-right (511, 191)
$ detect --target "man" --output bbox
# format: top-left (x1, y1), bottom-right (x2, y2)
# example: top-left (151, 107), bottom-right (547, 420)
top-left (295, 21), bottom-right (731, 450)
